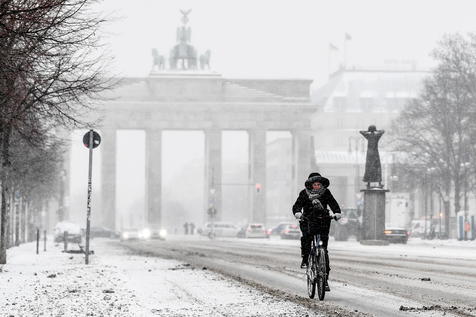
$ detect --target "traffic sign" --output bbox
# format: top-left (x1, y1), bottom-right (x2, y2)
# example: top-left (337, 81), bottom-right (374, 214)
top-left (207, 207), bottom-right (217, 216)
top-left (83, 130), bottom-right (101, 149)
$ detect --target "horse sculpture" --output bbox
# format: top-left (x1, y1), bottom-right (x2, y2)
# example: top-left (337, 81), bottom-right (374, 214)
top-left (199, 50), bottom-right (211, 70)
top-left (151, 48), bottom-right (165, 71)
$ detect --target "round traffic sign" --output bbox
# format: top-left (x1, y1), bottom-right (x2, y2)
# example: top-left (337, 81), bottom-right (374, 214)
top-left (83, 130), bottom-right (101, 149)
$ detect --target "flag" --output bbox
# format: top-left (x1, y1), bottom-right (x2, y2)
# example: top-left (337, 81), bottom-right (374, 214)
top-left (345, 33), bottom-right (352, 41)
top-left (329, 43), bottom-right (338, 51)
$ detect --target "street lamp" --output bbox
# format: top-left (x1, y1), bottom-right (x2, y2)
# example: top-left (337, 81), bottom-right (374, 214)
top-left (461, 162), bottom-right (470, 240)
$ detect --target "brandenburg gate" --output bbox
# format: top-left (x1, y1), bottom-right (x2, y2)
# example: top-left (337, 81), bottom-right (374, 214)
top-left (85, 11), bottom-right (316, 230)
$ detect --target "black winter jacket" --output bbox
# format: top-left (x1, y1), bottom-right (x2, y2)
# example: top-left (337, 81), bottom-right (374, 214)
top-left (292, 188), bottom-right (341, 220)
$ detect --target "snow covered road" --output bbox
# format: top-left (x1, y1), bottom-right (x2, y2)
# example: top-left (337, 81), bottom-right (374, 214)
top-left (122, 236), bottom-right (476, 317)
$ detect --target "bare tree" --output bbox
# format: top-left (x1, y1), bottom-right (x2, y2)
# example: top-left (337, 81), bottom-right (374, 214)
top-left (0, 0), bottom-right (111, 263)
top-left (392, 33), bottom-right (476, 238)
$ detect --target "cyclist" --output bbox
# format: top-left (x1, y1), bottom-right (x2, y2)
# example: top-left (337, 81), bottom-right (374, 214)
top-left (292, 172), bottom-right (341, 290)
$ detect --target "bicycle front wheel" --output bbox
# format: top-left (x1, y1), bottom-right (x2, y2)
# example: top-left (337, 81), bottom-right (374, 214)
top-left (306, 254), bottom-right (317, 298)
top-left (317, 249), bottom-right (327, 301)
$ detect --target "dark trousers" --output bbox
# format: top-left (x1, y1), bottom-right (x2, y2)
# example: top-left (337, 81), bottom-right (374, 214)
top-left (300, 220), bottom-right (331, 275)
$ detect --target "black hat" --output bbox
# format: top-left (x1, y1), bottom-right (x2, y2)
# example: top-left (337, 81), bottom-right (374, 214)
top-left (305, 174), bottom-right (330, 189)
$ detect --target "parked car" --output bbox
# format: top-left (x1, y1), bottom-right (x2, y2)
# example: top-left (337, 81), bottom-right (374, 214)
top-left (237, 223), bottom-right (269, 238)
top-left (199, 222), bottom-right (241, 238)
top-left (54, 222), bottom-right (82, 244)
top-left (280, 224), bottom-right (301, 239)
top-left (383, 227), bottom-right (409, 244)
top-left (268, 222), bottom-right (294, 236)
top-left (89, 226), bottom-right (120, 239)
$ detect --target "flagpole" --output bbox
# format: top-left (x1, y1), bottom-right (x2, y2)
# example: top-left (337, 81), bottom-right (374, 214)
top-left (343, 35), bottom-right (347, 70)
top-left (344, 33), bottom-right (352, 70)
top-left (328, 43), bottom-right (339, 78)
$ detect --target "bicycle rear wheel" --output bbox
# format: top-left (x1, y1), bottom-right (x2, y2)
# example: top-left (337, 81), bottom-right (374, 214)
top-left (317, 249), bottom-right (327, 301)
top-left (306, 254), bottom-right (317, 298)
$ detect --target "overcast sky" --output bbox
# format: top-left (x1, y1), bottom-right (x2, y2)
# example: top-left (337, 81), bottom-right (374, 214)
top-left (99, 0), bottom-right (476, 85)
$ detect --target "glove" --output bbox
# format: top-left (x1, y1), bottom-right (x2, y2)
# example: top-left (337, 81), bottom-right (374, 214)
top-left (294, 212), bottom-right (302, 220)
top-left (334, 213), bottom-right (342, 221)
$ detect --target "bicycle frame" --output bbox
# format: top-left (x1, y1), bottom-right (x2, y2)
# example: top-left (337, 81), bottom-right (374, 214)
top-left (304, 213), bottom-right (334, 300)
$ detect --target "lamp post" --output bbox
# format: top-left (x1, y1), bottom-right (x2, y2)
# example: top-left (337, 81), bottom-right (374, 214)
top-left (348, 135), bottom-right (363, 198)
top-left (423, 171), bottom-right (428, 239)
top-left (461, 162), bottom-right (470, 240)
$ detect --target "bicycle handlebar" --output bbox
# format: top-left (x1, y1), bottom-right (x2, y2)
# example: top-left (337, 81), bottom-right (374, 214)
top-left (299, 211), bottom-right (337, 222)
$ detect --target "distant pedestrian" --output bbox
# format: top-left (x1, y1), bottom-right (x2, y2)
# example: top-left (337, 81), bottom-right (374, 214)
top-left (190, 223), bottom-right (196, 235)
top-left (184, 222), bottom-right (189, 235)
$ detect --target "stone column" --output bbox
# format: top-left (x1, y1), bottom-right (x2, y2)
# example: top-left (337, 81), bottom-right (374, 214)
top-left (101, 129), bottom-right (116, 230)
top-left (204, 129), bottom-right (222, 221)
top-left (146, 129), bottom-right (162, 227)
top-left (292, 130), bottom-right (312, 194)
top-left (249, 129), bottom-right (266, 224)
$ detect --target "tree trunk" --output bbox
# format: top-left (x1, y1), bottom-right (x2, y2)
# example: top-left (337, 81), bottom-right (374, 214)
top-left (14, 194), bottom-right (20, 246)
top-left (454, 176), bottom-right (461, 215)
top-left (0, 126), bottom-right (12, 264)
top-left (22, 199), bottom-right (27, 243)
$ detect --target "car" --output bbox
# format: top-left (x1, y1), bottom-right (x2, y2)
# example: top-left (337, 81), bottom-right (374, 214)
top-left (268, 222), bottom-right (294, 236)
top-left (383, 227), bottom-right (409, 244)
top-left (280, 224), bottom-right (301, 239)
top-left (148, 227), bottom-right (167, 240)
top-left (330, 208), bottom-right (362, 241)
top-left (89, 226), bottom-right (120, 239)
top-left (120, 228), bottom-right (141, 241)
top-left (237, 223), bottom-right (269, 238)
top-left (54, 222), bottom-right (82, 244)
top-left (199, 222), bottom-right (241, 238)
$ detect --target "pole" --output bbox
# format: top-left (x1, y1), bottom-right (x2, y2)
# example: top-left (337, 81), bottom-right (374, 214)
top-left (424, 176), bottom-right (427, 239)
top-left (36, 228), bottom-right (39, 255)
top-left (429, 175), bottom-right (434, 239)
top-left (464, 170), bottom-right (468, 241)
top-left (64, 231), bottom-right (68, 251)
top-left (439, 196), bottom-right (442, 239)
top-left (85, 130), bottom-right (93, 264)
top-left (43, 230), bottom-right (47, 252)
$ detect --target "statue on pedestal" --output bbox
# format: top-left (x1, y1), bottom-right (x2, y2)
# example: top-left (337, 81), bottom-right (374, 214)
top-left (360, 125), bottom-right (385, 188)
top-left (169, 9), bottom-right (198, 70)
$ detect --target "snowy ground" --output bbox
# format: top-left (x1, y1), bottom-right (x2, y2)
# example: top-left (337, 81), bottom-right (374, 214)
top-left (0, 238), bottom-right (322, 316)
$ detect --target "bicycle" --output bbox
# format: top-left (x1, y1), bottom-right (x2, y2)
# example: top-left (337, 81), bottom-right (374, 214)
top-left (301, 213), bottom-right (336, 300)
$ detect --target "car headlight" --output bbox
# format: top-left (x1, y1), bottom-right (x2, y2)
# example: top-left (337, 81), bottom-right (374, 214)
top-left (159, 229), bottom-right (167, 238)
top-left (122, 232), bottom-right (129, 239)
top-left (141, 228), bottom-right (151, 239)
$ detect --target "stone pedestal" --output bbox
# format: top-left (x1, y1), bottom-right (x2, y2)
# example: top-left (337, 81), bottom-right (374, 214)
top-left (360, 187), bottom-right (389, 244)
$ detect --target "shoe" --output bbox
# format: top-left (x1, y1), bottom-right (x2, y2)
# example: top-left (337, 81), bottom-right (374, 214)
top-left (300, 258), bottom-right (308, 269)
top-left (325, 280), bottom-right (330, 292)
